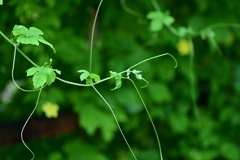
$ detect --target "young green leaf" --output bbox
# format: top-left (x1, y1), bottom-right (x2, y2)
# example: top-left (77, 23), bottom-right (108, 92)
top-left (146, 11), bottom-right (175, 32)
top-left (38, 37), bottom-right (56, 53)
top-left (26, 67), bottom-right (39, 76)
top-left (78, 70), bottom-right (90, 81)
top-left (33, 70), bottom-right (47, 89)
top-left (0, 0), bottom-right (3, 5)
top-left (12, 25), bottom-right (56, 53)
top-left (90, 73), bottom-right (100, 82)
top-left (26, 63), bottom-right (60, 88)
top-left (110, 71), bottom-right (122, 90)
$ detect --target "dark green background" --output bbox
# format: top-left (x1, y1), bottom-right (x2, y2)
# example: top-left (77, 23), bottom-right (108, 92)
top-left (0, 0), bottom-right (240, 159)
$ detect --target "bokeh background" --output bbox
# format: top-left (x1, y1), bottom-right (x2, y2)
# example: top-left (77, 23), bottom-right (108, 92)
top-left (0, 0), bottom-right (240, 159)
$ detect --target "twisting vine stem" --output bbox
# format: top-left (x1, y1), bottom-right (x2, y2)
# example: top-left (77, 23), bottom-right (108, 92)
top-left (20, 87), bottom-right (43, 160)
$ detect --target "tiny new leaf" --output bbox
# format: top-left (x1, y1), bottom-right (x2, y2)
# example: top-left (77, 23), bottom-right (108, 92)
top-left (78, 70), bottom-right (101, 84)
top-left (78, 70), bottom-right (90, 81)
top-left (12, 25), bottom-right (56, 53)
top-left (110, 71), bottom-right (122, 90)
top-left (146, 11), bottom-right (175, 32)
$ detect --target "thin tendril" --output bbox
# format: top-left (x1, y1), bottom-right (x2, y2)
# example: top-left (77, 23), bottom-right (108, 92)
top-left (12, 45), bottom-right (41, 92)
top-left (188, 37), bottom-right (201, 126)
top-left (127, 78), bottom-right (163, 160)
top-left (21, 87), bottom-right (43, 160)
top-left (89, 0), bottom-right (103, 73)
top-left (92, 85), bottom-right (138, 160)
top-left (120, 0), bottom-right (142, 18)
top-left (126, 53), bottom-right (177, 71)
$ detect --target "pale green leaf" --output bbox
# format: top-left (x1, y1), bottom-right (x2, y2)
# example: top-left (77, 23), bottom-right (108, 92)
top-left (33, 70), bottom-right (47, 89)
top-left (150, 20), bottom-right (163, 32)
top-left (16, 34), bottom-right (40, 45)
top-left (12, 25), bottom-right (28, 37)
top-left (163, 15), bottom-right (174, 26)
top-left (146, 11), bottom-right (162, 20)
top-left (38, 36), bottom-right (56, 53)
top-left (26, 67), bottom-right (39, 76)
top-left (81, 73), bottom-right (89, 81)
top-left (77, 70), bottom-right (90, 81)
top-left (0, 0), bottom-right (3, 5)
top-left (90, 73), bottom-right (100, 82)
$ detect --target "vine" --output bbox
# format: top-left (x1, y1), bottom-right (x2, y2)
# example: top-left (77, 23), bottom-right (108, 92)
top-left (0, 0), bottom-right (178, 160)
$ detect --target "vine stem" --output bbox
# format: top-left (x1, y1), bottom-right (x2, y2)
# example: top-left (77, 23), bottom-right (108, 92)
top-left (21, 87), bottom-right (43, 160)
top-left (11, 45), bottom-right (41, 92)
top-left (126, 78), bottom-right (163, 160)
top-left (89, 0), bottom-right (103, 73)
top-left (92, 85), bottom-right (138, 160)
top-left (188, 37), bottom-right (201, 126)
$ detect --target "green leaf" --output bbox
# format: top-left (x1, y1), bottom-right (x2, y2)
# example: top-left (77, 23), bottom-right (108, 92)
top-left (150, 20), bottom-right (163, 32)
top-left (163, 15), bottom-right (174, 26)
top-left (12, 25), bottom-right (55, 52)
top-left (44, 68), bottom-right (56, 86)
top-left (0, 0), bottom-right (3, 5)
top-left (146, 11), bottom-right (174, 32)
top-left (90, 73), bottom-right (100, 82)
top-left (146, 11), bottom-right (162, 20)
top-left (12, 25), bottom-right (28, 37)
top-left (110, 71), bottom-right (122, 90)
top-left (77, 70), bottom-right (90, 81)
top-left (33, 69), bottom-right (47, 89)
top-left (38, 36), bottom-right (56, 53)
top-left (26, 67), bottom-right (39, 76)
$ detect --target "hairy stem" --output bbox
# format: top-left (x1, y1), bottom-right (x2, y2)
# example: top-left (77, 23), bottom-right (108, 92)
top-left (92, 85), bottom-right (138, 160)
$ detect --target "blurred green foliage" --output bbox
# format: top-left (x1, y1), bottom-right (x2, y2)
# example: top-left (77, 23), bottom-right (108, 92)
top-left (1, 0), bottom-right (240, 160)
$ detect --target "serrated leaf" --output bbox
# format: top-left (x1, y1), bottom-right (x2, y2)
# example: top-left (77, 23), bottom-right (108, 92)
top-left (44, 68), bottom-right (56, 86)
top-left (26, 67), bottom-right (39, 76)
top-left (33, 70), bottom-right (47, 89)
top-left (12, 25), bottom-right (55, 52)
top-left (38, 36), bottom-right (56, 53)
top-left (150, 20), bottom-right (163, 32)
top-left (77, 70), bottom-right (90, 81)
